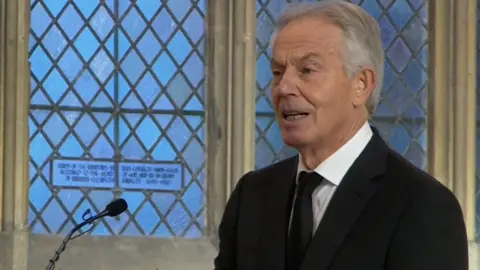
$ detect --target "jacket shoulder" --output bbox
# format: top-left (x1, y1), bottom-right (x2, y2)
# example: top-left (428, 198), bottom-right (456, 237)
top-left (249, 155), bottom-right (298, 178)
top-left (385, 150), bottom-right (457, 202)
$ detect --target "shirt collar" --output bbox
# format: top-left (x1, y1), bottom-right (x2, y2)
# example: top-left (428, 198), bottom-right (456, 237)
top-left (296, 121), bottom-right (373, 186)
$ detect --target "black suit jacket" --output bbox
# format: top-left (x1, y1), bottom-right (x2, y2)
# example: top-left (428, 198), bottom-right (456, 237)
top-left (214, 129), bottom-right (468, 270)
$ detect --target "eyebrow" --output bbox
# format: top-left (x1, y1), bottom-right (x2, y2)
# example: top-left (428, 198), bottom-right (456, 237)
top-left (271, 51), bottom-right (323, 68)
top-left (298, 52), bottom-right (322, 62)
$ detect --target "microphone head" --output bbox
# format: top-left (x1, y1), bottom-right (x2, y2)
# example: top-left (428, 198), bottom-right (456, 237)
top-left (105, 198), bottom-right (128, 217)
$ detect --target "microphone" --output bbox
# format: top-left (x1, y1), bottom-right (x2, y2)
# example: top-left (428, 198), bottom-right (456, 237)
top-left (45, 198), bottom-right (128, 270)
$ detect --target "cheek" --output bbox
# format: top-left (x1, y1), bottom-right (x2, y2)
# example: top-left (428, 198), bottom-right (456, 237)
top-left (270, 89), bottom-right (282, 106)
top-left (304, 79), bottom-right (349, 109)
top-left (302, 90), bottom-right (329, 109)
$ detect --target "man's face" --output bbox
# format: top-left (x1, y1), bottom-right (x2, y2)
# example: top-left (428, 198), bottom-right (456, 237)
top-left (270, 18), bottom-right (368, 149)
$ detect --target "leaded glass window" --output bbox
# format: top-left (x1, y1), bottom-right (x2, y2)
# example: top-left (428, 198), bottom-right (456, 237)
top-left (28, 0), bottom-right (206, 238)
top-left (255, 0), bottom-right (428, 170)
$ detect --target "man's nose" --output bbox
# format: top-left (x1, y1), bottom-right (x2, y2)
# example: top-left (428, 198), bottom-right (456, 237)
top-left (277, 73), bottom-right (298, 96)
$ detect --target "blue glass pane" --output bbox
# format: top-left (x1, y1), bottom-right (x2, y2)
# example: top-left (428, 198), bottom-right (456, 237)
top-left (137, 30), bottom-right (161, 64)
top-left (256, 95), bottom-right (274, 113)
top-left (379, 15), bottom-right (396, 48)
top-left (43, 69), bottom-right (68, 103)
top-left (257, 12), bottom-right (275, 48)
top-left (120, 50), bottom-right (145, 84)
top-left (419, 4), bottom-right (427, 25)
top-left (31, 4), bottom-right (52, 36)
top-left (197, 37), bottom-right (205, 58)
top-left (136, 72), bottom-right (161, 107)
top-left (183, 53), bottom-right (204, 87)
top-left (136, 116), bottom-right (161, 149)
top-left (75, 1), bottom-right (98, 18)
top-left (389, 1), bottom-right (413, 29)
top-left (184, 96), bottom-right (204, 111)
top-left (117, 73), bottom-right (130, 103)
top-left (42, 26), bottom-right (67, 59)
top-left (58, 48), bottom-right (83, 82)
top-left (30, 134), bottom-right (52, 166)
top-left (43, 0), bottom-right (68, 17)
top-left (183, 137), bottom-right (204, 173)
top-left (118, 0), bottom-right (130, 18)
top-left (166, 117), bottom-right (192, 151)
top-left (90, 50), bottom-right (114, 83)
top-left (371, 119), bottom-right (426, 166)
top-left (197, 0), bottom-right (206, 15)
top-left (153, 53), bottom-right (176, 86)
top-left (137, 0), bottom-right (161, 20)
top-left (418, 45), bottom-right (428, 68)
top-left (167, 74), bottom-right (192, 108)
top-left (121, 8), bottom-right (146, 41)
top-left (167, 31), bottom-right (192, 64)
top-left (57, 5), bottom-right (83, 40)
top-left (152, 9), bottom-right (176, 42)
top-left (256, 54), bottom-right (272, 89)
top-left (74, 28), bottom-right (99, 60)
top-left (90, 6), bottom-right (115, 40)
top-left (43, 112), bottom-right (68, 145)
top-left (402, 17), bottom-right (427, 54)
top-left (30, 47), bottom-right (52, 81)
top-left (386, 39), bottom-right (412, 72)
top-left (74, 114), bottom-right (100, 146)
top-left (57, 189), bottom-right (83, 212)
top-left (359, 0), bottom-right (382, 19)
top-left (123, 223), bottom-right (143, 236)
top-left (183, 9), bottom-right (204, 43)
top-left (29, 179), bottom-right (52, 212)
top-left (402, 60), bottom-right (426, 94)
top-left (59, 135), bottom-right (84, 157)
top-left (42, 199), bottom-right (67, 233)
top-left (121, 139), bottom-right (145, 159)
top-left (182, 182), bottom-right (203, 216)
top-left (167, 0), bottom-right (191, 21)
top-left (136, 201), bottom-right (160, 235)
top-left (122, 95), bottom-right (143, 110)
top-left (90, 135), bottom-right (114, 158)
top-left (152, 137), bottom-right (177, 161)
top-left (166, 203), bottom-right (190, 236)
top-left (117, 30), bottom-right (130, 60)
top-left (74, 70), bottom-right (100, 104)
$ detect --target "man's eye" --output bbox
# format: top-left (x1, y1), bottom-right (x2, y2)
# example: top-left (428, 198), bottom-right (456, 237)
top-left (302, 68), bottom-right (313, 74)
top-left (272, 70), bottom-right (282, 76)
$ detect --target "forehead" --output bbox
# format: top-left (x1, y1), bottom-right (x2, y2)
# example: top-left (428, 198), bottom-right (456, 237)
top-left (271, 17), bottom-right (343, 60)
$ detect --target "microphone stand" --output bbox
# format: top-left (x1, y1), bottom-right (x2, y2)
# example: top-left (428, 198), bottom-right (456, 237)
top-left (45, 209), bottom-right (107, 270)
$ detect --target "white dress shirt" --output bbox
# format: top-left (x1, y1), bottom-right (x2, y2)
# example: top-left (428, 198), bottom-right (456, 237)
top-left (292, 121), bottom-right (373, 234)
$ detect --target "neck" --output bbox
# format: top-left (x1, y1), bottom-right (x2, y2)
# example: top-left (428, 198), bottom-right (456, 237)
top-left (299, 117), bottom-right (367, 170)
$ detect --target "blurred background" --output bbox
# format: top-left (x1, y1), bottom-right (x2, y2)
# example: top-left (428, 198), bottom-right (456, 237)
top-left (0, 0), bottom-right (477, 269)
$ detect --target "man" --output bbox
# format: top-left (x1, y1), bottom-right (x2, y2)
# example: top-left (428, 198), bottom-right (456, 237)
top-left (214, 1), bottom-right (468, 270)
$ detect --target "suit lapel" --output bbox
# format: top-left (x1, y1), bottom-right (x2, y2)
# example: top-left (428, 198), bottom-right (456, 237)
top-left (300, 129), bottom-right (389, 270)
top-left (255, 156), bottom-right (298, 270)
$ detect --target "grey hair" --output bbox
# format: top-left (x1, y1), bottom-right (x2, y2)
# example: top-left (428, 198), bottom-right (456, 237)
top-left (270, 0), bottom-right (384, 115)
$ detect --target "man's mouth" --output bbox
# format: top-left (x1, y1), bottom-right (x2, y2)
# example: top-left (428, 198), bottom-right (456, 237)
top-left (282, 111), bottom-right (309, 121)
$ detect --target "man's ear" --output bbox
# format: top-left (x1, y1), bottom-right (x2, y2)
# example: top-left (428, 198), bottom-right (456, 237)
top-left (352, 67), bottom-right (375, 108)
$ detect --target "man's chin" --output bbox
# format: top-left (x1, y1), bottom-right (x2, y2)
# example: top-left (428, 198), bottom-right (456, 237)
top-left (282, 135), bottom-right (311, 150)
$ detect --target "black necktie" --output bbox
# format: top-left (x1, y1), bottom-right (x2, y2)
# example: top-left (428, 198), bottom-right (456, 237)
top-left (286, 171), bottom-right (323, 270)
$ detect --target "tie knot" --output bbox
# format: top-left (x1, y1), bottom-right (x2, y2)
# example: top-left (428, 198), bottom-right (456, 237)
top-left (297, 171), bottom-right (323, 196)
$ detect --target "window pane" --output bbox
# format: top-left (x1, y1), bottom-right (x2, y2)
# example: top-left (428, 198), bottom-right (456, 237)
top-left (29, 0), bottom-right (206, 238)
top-left (254, 0), bottom-right (428, 170)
